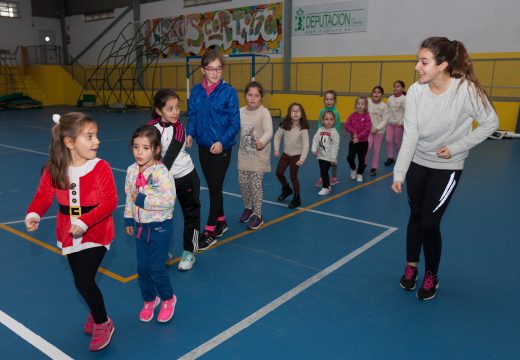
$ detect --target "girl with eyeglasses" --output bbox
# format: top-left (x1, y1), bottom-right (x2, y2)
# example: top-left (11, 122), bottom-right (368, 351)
top-left (185, 49), bottom-right (240, 251)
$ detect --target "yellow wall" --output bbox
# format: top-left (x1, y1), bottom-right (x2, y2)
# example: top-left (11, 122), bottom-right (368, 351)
top-left (27, 65), bottom-right (83, 105)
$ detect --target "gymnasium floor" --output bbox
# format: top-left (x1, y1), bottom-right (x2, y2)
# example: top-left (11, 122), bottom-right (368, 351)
top-left (0, 106), bottom-right (518, 359)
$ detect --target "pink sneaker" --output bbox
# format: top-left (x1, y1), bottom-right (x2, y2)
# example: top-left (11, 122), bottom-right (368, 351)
top-left (157, 295), bottom-right (177, 323)
top-left (139, 297), bottom-right (160, 322)
top-left (84, 313), bottom-right (94, 335)
top-left (89, 318), bottom-right (114, 352)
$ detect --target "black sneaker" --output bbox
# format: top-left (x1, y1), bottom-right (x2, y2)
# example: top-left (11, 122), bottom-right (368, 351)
top-left (288, 195), bottom-right (301, 209)
top-left (369, 168), bottom-right (377, 176)
top-left (215, 221), bottom-right (228, 238)
top-left (384, 158), bottom-right (395, 166)
top-left (400, 264), bottom-right (419, 290)
top-left (197, 231), bottom-right (217, 252)
top-left (278, 186), bottom-right (293, 201)
top-left (416, 271), bottom-right (439, 300)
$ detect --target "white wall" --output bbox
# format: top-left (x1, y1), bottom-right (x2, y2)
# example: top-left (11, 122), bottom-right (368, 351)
top-left (0, 0), bottom-right (61, 53)
top-left (2, 0), bottom-right (518, 63)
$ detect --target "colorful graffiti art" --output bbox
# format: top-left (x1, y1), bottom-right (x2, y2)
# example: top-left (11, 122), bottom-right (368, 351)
top-left (142, 2), bottom-right (282, 58)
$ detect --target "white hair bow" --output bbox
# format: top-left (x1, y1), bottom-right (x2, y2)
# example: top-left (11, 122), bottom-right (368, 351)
top-left (52, 114), bottom-right (61, 124)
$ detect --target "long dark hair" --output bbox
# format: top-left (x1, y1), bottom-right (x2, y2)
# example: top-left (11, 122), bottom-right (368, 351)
top-left (130, 125), bottom-right (162, 161)
top-left (394, 80), bottom-right (407, 95)
top-left (280, 103), bottom-right (309, 130)
top-left (151, 89), bottom-right (180, 120)
top-left (420, 36), bottom-right (490, 107)
top-left (47, 112), bottom-right (97, 189)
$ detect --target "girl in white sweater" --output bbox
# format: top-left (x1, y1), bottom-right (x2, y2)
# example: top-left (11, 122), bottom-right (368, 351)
top-left (384, 80), bottom-right (406, 166)
top-left (366, 86), bottom-right (389, 176)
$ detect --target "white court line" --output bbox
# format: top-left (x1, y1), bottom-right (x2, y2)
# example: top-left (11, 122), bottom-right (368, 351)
top-left (179, 227), bottom-right (398, 360)
top-left (0, 143), bottom-right (127, 173)
top-left (0, 310), bottom-right (73, 360)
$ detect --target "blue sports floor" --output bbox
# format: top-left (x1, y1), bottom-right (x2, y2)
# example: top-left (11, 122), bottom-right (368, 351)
top-left (0, 106), bottom-right (519, 359)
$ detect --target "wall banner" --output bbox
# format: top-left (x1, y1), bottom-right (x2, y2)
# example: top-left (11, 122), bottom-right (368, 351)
top-left (142, 2), bottom-right (282, 58)
top-left (293, 0), bottom-right (367, 36)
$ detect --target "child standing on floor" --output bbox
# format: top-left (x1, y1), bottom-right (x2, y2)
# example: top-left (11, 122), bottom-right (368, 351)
top-left (384, 80), bottom-right (406, 166)
top-left (25, 113), bottom-right (117, 352)
top-left (274, 103), bottom-right (310, 208)
top-left (312, 110), bottom-right (340, 196)
top-left (124, 125), bottom-right (177, 323)
top-left (238, 81), bottom-right (273, 230)
top-left (316, 90), bottom-right (341, 187)
top-left (148, 89), bottom-right (200, 271)
top-left (186, 49), bottom-right (240, 251)
top-left (366, 86), bottom-right (389, 176)
top-left (345, 97), bottom-right (372, 182)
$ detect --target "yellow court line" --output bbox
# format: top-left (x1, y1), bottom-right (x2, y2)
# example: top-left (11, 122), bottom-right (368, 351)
top-left (1, 173), bottom-right (393, 283)
top-left (0, 223), bottom-right (129, 283)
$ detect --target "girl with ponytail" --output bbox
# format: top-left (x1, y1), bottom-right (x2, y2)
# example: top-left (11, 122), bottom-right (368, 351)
top-left (391, 37), bottom-right (498, 301)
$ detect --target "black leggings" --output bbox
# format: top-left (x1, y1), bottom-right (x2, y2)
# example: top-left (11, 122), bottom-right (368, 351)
top-left (198, 146), bottom-right (232, 227)
top-left (175, 169), bottom-right (201, 252)
top-left (67, 246), bottom-right (108, 324)
top-left (405, 162), bottom-right (462, 274)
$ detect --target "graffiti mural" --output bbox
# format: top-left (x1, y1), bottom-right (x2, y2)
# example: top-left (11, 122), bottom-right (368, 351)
top-left (142, 2), bottom-right (282, 58)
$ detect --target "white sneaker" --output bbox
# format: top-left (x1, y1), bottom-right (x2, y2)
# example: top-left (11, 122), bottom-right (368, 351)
top-left (350, 170), bottom-right (357, 179)
top-left (318, 187), bottom-right (331, 196)
top-left (356, 174), bottom-right (363, 182)
top-left (178, 250), bottom-right (195, 271)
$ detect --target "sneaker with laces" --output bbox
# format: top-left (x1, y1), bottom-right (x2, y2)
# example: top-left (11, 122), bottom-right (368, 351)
top-left (247, 214), bottom-right (264, 230)
top-left (89, 318), bottom-right (114, 352)
top-left (84, 313), bottom-right (94, 335)
top-left (315, 177), bottom-right (323, 187)
top-left (157, 295), bottom-right (177, 323)
top-left (318, 186), bottom-right (331, 196)
top-left (356, 174), bottom-right (363, 182)
top-left (178, 250), bottom-right (195, 271)
top-left (215, 221), bottom-right (228, 238)
top-left (399, 264), bottom-right (419, 290)
top-left (350, 170), bottom-right (357, 179)
top-left (417, 271), bottom-right (439, 300)
top-left (239, 208), bottom-right (254, 223)
top-left (330, 177), bottom-right (339, 186)
top-left (139, 297), bottom-right (160, 322)
top-left (198, 231), bottom-right (217, 252)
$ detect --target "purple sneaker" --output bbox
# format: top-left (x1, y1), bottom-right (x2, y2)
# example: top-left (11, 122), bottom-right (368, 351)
top-left (247, 215), bottom-right (264, 230)
top-left (400, 264), bottom-right (419, 291)
top-left (416, 271), bottom-right (439, 300)
top-left (239, 208), bottom-right (254, 223)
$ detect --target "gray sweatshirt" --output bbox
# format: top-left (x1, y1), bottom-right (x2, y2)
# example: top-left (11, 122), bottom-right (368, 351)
top-left (393, 78), bottom-right (499, 183)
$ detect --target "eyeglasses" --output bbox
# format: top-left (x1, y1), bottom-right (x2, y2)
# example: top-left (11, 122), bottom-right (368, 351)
top-left (204, 66), bottom-right (223, 73)
top-left (291, 110), bottom-right (301, 113)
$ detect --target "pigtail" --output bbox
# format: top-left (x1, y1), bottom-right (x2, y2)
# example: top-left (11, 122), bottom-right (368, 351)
top-left (47, 120), bottom-right (71, 189)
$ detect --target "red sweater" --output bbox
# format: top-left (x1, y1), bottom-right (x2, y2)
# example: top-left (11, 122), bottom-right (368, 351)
top-left (26, 159), bottom-right (117, 254)
top-left (345, 112), bottom-right (372, 142)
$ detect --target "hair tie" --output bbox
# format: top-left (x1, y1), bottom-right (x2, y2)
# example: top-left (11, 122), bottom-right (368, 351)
top-left (52, 114), bottom-right (61, 124)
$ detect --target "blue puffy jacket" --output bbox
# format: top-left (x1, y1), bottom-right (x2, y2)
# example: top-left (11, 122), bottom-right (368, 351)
top-left (187, 81), bottom-right (240, 150)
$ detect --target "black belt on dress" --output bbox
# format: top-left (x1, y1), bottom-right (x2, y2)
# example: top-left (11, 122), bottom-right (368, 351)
top-left (59, 204), bottom-right (97, 217)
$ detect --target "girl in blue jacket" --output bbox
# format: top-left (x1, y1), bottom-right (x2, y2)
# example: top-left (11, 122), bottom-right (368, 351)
top-left (186, 49), bottom-right (240, 251)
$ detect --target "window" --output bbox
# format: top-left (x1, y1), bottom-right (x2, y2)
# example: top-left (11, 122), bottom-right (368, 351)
top-left (184, 0), bottom-right (230, 8)
top-left (0, 1), bottom-right (19, 18)
top-left (84, 10), bottom-right (114, 22)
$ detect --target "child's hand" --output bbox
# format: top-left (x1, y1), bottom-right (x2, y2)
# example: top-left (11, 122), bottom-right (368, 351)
top-left (210, 141), bottom-right (223, 154)
top-left (371, 127), bottom-right (377, 134)
top-left (331, 161), bottom-right (336, 165)
top-left (185, 135), bottom-right (193, 148)
top-left (274, 150), bottom-right (280, 157)
top-left (255, 139), bottom-right (264, 150)
top-left (353, 138), bottom-right (359, 144)
top-left (131, 191), bottom-right (138, 203)
top-left (125, 226), bottom-right (134, 236)
top-left (25, 218), bottom-right (39, 232)
top-left (312, 150), bottom-right (317, 156)
top-left (436, 146), bottom-right (452, 159)
top-left (70, 224), bottom-right (85, 237)
top-left (296, 160), bottom-right (303, 166)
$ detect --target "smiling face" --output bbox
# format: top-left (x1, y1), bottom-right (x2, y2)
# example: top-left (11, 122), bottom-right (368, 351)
top-left (201, 59), bottom-right (223, 86)
top-left (65, 122), bottom-right (99, 167)
top-left (415, 48), bottom-right (448, 84)
top-left (245, 86), bottom-right (262, 110)
top-left (157, 97), bottom-right (180, 124)
top-left (132, 136), bottom-right (160, 171)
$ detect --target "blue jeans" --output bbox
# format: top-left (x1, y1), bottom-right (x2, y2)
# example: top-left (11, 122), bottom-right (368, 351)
top-left (134, 219), bottom-right (174, 302)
